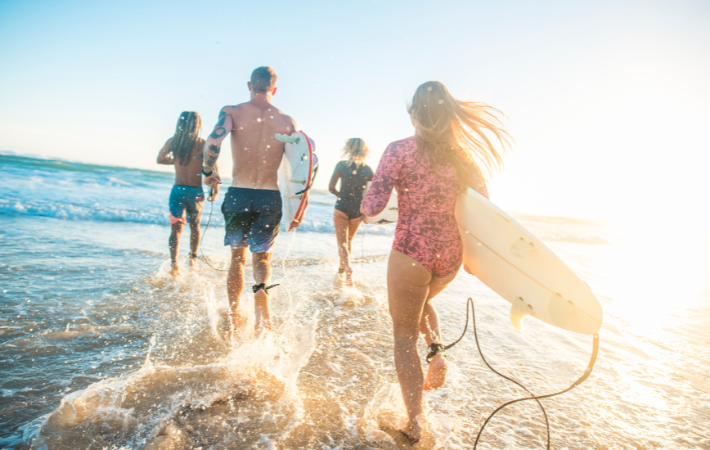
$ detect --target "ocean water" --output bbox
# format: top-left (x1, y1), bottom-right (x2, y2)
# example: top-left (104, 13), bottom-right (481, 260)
top-left (1, 152), bottom-right (709, 450)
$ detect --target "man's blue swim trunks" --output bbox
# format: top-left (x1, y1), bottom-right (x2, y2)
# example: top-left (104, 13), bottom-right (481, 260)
top-left (169, 185), bottom-right (205, 225)
top-left (222, 187), bottom-right (282, 253)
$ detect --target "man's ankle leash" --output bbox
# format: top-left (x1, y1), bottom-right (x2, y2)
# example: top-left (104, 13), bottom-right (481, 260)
top-left (252, 283), bottom-right (280, 294)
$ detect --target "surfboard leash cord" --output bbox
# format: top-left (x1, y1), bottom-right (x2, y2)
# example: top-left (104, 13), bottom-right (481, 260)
top-left (433, 298), bottom-right (600, 450)
top-left (198, 196), bottom-right (230, 272)
top-left (294, 161), bottom-right (319, 196)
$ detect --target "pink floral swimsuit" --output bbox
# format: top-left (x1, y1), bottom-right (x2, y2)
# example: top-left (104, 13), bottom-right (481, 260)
top-left (363, 136), bottom-right (487, 278)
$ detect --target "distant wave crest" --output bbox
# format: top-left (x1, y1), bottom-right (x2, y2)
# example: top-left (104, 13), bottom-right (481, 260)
top-left (0, 198), bottom-right (396, 236)
top-left (0, 198), bottom-right (167, 225)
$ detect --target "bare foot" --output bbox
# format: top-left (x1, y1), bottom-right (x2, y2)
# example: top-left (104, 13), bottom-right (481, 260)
top-left (344, 267), bottom-right (354, 287)
top-left (232, 310), bottom-right (248, 331)
top-left (226, 310), bottom-right (248, 342)
top-left (254, 321), bottom-right (272, 339)
top-left (170, 264), bottom-right (181, 277)
top-left (189, 257), bottom-right (197, 267)
top-left (400, 416), bottom-right (423, 444)
top-left (423, 354), bottom-right (447, 390)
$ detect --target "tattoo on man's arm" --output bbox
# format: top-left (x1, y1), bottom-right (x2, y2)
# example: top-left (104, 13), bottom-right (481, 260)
top-left (209, 127), bottom-right (226, 140)
top-left (205, 144), bottom-right (221, 169)
top-left (209, 111), bottom-right (228, 140)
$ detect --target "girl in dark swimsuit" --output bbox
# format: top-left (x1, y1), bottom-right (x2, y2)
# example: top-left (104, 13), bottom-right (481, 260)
top-left (328, 138), bottom-right (374, 286)
top-left (362, 82), bottom-right (511, 443)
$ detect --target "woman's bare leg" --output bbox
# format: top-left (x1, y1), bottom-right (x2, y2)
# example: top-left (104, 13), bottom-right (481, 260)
top-left (333, 210), bottom-right (352, 282)
top-left (420, 268), bottom-right (458, 390)
top-left (169, 222), bottom-right (184, 277)
top-left (347, 217), bottom-right (362, 254)
top-left (188, 221), bottom-right (200, 267)
top-left (346, 217), bottom-right (363, 284)
top-left (387, 249), bottom-right (432, 441)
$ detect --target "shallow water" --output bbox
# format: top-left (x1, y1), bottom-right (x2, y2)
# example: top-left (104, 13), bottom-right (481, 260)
top-left (1, 153), bottom-right (709, 449)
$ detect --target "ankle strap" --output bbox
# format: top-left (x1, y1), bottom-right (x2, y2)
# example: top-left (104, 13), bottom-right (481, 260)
top-left (426, 343), bottom-right (447, 363)
top-left (252, 283), bottom-right (280, 294)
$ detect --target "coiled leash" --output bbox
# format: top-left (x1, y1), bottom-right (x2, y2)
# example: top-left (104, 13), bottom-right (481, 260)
top-left (427, 298), bottom-right (600, 450)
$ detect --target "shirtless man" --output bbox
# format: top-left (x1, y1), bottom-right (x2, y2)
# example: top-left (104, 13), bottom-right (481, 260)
top-left (201, 67), bottom-right (297, 334)
top-left (157, 111), bottom-right (218, 277)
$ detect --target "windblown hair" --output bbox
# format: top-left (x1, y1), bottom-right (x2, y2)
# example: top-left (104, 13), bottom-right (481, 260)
top-left (408, 81), bottom-right (511, 189)
top-left (169, 111), bottom-right (202, 166)
top-left (341, 138), bottom-right (369, 167)
top-left (251, 66), bottom-right (278, 93)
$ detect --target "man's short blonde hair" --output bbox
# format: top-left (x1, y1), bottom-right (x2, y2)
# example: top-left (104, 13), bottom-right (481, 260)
top-left (251, 66), bottom-right (278, 93)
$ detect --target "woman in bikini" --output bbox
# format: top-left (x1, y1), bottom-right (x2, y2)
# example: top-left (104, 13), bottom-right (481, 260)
top-left (329, 138), bottom-right (374, 286)
top-left (361, 82), bottom-right (510, 443)
top-left (157, 111), bottom-right (218, 277)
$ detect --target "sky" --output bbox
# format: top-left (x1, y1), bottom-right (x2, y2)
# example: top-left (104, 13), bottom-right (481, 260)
top-left (1, 0), bottom-right (709, 231)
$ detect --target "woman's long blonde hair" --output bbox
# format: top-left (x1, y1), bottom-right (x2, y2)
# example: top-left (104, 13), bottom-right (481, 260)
top-left (408, 81), bottom-right (511, 189)
top-left (341, 137), bottom-right (369, 167)
top-left (169, 111), bottom-right (202, 166)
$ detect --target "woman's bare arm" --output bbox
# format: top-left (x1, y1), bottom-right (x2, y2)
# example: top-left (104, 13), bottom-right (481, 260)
top-left (329, 167), bottom-right (341, 196)
top-left (156, 138), bottom-right (174, 165)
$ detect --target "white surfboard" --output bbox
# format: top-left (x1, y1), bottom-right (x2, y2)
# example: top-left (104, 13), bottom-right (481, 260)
top-left (276, 131), bottom-right (317, 231)
top-left (362, 182), bottom-right (399, 225)
top-left (455, 188), bottom-right (603, 335)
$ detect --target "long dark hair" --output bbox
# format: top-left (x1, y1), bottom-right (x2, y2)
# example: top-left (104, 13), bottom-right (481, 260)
top-left (408, 81), bottom-right (511, 189)
top-left (168, 111), bottom-right (202, 166)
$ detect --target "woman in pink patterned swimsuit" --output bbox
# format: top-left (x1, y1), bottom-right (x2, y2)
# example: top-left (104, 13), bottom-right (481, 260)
top-left (362, 81), bottom-right (510, 443)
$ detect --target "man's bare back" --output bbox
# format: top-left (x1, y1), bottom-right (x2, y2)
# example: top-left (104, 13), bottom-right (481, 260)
top-left (204, 99), bottom-right (295, 190)
top-left (227, 101), bottom-right (295, 190)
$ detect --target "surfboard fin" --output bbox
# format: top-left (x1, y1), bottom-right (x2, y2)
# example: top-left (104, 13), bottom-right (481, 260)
top-left (510, 297), bottom-right (533, 331)
top-left (510, 237), bottom-right (535, 258)
top-left (275, 133), bottom-right (300, 143)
